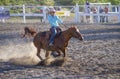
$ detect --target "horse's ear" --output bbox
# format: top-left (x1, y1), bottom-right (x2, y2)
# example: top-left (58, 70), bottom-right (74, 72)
top-left (72, 24), bottom-right (76, 27)
top-left (71, 25), bottom-right (74, 28)
top-left (70, 25), bottom-right (76, 29)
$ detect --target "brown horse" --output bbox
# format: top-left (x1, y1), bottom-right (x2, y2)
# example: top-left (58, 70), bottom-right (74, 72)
top-left (22, 26), bottom-right (83, 60)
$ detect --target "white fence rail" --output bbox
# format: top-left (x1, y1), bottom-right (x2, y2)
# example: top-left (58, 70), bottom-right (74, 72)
top-left (0, 4), bottom-right (120, 23)
top-left (75, 4), bottom-right (120, 23)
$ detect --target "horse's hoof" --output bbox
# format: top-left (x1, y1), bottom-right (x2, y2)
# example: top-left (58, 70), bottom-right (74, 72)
top-left (35, 62), bottom-right (41, 66)
top-left (51, 57), bottom-right (66, 66)
top-left (35, 60), bottom-right (45, 66)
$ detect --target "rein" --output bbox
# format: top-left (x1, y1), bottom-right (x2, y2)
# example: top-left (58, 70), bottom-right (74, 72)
top-left (61, 23), bottom-right (68, 28)
top-left (60, 23), bottom-right (69, 29)
top-left (60, 23), bottom-right (76, 29)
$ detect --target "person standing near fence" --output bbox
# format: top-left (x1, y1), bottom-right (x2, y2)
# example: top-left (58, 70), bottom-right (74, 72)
top-left (47, 8), bottom-right (63, 46)
top-left (99, 6), bottom-right (104, 23)
top-left (85, 0), bottom-right (91, 23)
top-left (92, 7), bottom-right (98, 23)
top-left (85, 0), bottom-right (90, 13)
top-left (104, 6), bottom-right (108, 22)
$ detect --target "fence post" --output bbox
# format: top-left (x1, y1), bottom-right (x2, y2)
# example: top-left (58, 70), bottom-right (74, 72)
top-left (74, 4), bottom-right (79, 23)
top-left (43, 6), bottom-right (47, 23)
top-left (0, 7), bottom-right (5, 23)
top-left (119, 6), bottom-right (120, 23)
top-left (23, 5), bottom-right (26, 23)
top-left (97, 6), bottom-right (100, 23)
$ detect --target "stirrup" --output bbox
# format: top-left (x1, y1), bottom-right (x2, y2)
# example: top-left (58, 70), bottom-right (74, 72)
top-left (49, 43), bottom-right (53, 46)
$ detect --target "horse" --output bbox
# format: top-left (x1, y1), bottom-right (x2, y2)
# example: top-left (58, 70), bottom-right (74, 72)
top-left (22, 26), bottom-right (83, 60)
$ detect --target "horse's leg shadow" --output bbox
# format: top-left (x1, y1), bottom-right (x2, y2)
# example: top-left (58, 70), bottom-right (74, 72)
top-left (36, 50), bottom-right (67, 66)
top-left (50, 57), bottom-right (67, 66)
top-left (35, 59), bottom-right (46, 66)
top-left (36, 57), bottom-right (66, 66)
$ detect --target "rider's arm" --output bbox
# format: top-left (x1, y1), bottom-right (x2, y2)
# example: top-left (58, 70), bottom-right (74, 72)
top-left (56, 16), bottom-right (63, 24)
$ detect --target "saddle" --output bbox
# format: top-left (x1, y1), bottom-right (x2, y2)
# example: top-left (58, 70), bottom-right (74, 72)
top-left (41, 27), bottom-right (62, 40)
top-left (49, 27), bottom-right (62, 38)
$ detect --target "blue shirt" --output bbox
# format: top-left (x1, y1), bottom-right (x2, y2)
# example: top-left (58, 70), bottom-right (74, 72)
top-left (47, 14), bottom-right (62, 27)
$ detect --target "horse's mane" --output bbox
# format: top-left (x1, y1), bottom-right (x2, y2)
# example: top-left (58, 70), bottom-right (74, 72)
top-left (21, 27), bottom-right (37, 38)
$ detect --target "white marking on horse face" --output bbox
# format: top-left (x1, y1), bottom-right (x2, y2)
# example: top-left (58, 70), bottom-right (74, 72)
top-left (76, 28), bottom-right (80, 32)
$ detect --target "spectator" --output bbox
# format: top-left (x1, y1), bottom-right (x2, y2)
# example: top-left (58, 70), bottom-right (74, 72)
top-left (92, 7), bottom-right (98, 23)
top-left (40, 8), bottom-right (43, 22)
top-left (99, 6), bottom-right (104, 23)
top-left (58, 6), bottom-right (61, 11)
top-left (104, 6), bottom-right (108, 22)
top-left (85, 0), bottom-right (91, 23)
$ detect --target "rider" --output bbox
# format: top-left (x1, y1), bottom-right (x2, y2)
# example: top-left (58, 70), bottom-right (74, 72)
top-left (47, 8), bottom-right (63, 46)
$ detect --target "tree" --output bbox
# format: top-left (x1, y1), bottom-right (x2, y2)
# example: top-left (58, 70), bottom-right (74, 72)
top-left (0, 0), bottom-right (55, 6)
top-left (109, 0), bottom-right (120, 5)
top-left (55, 0), bottom-right (120, 5)
top-left (38, 0), bottom-right (55, 6)
top-left (0, 0), bottom-right (120, 6)
top-left (72, 0), bottom-right (85, 5)
top-left (54, 0), bottom-right (73, 5)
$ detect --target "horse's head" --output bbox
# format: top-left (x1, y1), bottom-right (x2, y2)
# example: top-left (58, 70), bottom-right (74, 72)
top-left (69, 26), bottom-right (83, 41)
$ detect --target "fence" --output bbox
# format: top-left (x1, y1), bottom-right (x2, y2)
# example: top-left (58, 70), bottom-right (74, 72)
top-left (75, 4), bottom-right (120, 23)
top-left (0, 7), bottom-right (10, 22)
top-left (0, 4), bottom-right (120, 23)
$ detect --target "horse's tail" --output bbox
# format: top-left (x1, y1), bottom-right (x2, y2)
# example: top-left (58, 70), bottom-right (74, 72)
top-left (21, 27), bottom-right (37, 38)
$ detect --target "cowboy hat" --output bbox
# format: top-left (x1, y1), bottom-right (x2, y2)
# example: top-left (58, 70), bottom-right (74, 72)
top-left (49, 7), bottom-right (56, 13)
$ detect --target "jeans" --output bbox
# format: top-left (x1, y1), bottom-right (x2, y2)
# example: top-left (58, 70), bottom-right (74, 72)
top-left (49, 27), bottom-right (57, 44)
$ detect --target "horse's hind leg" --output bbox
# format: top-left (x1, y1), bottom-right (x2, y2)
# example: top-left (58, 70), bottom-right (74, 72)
top-left (37, 48), bottom-right (43, 60)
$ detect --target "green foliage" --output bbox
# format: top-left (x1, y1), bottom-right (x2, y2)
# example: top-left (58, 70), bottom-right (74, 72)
top-left (0, 0), bottom-right (54, 6)
top-left (54, 0), bottom-right (73, 5)
top-left (55, 0), bottom-right (120, 5)
top-left (0, 0), bottom-right (119, 6)
top-left (38, 0), bottom-right (54, 6)
top-left (109, 0), bottom-right (120, 5)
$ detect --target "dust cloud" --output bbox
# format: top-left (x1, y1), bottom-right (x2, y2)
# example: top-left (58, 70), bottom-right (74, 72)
top-left (0, 38), bottom-right (45, 65)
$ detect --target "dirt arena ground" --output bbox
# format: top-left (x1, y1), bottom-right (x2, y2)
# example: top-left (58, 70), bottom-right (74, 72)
top-left (0, 23), bottom-right (120, 79)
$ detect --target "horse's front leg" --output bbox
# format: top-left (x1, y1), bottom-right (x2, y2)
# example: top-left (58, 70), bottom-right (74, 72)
top-left (61, 49), bottom-right (67, 58)
top-left (61, 49), bottom-right (68, 62)
top-left (37, 48), bottom-right (43, 60)
top-left (45, 50), bottom-right (51, 59)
